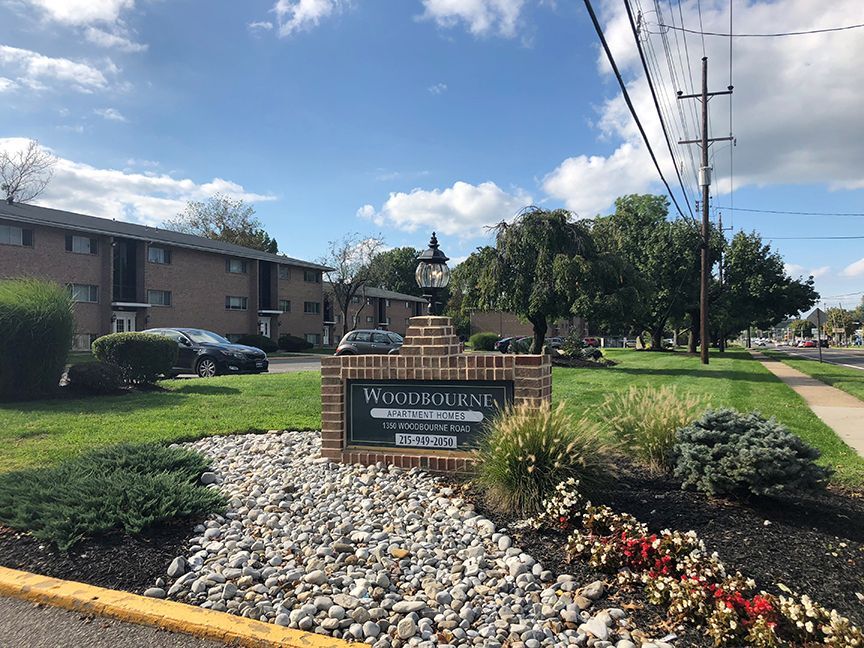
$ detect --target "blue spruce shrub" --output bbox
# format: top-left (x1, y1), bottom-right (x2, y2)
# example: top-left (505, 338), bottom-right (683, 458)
top-left (672, 408), bottom-right (832, 498)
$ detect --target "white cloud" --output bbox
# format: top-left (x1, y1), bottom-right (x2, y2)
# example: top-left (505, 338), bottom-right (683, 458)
top-left (810, 266), bottom-right (831, 279)
top-left (0, 137), bottom-right (276, 226)
top-left (248, 20), bottom-right (274, 32)
top-left (841, 258), bottom-right (864, 277)
top-left (84, 26), bottom-right (147, 53)
top-left (0, 76), bottom-right (15, 92)
top-left (94, 107), bottom-right (126, 122)
top-left (419, 0), bottom-right (527, 37)
top-left (358, 180), bottom-right (531, 237)
top-left (784, 263), bottom-right (805, 277)
top-left (22, 0), bottom-right (134, 25)
top-left (428, 82), bottom-right (447, 95)
top-left (271, 0), bottom-right (345, 37)
top-left (543, 0), bottom-right (864, 216)
top-left (0, 45), bottom-right (113, 93)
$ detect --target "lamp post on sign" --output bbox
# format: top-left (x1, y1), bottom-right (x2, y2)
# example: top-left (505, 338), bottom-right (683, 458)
top-left (415, 232), bottom-right (450, 316)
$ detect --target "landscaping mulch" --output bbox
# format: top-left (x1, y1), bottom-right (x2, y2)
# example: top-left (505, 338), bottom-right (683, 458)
top-left (0, 521), bottom-right (197, 593)
top-left (457, 461), bottom-right (864, 646)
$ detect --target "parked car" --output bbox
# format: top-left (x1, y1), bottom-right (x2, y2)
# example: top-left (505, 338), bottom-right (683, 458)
top-left (801, 339), bottom-right (816, 348)
top-left (143, 328), bottom-right (269, 377)
top-left (583, 337), bottom-right (601, 348)
top-left (818, 339), bottom-right (830, 348)
top-left (495, 337), bottom-right (516, 353)
top-left (335, 330), bottom-right (403, 355)
top-left (545, 336), bottom-right (564, 349)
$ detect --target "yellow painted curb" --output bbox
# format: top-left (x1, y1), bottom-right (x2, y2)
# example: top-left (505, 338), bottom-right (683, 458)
top-left (0, 566), bottom-right (352, 648)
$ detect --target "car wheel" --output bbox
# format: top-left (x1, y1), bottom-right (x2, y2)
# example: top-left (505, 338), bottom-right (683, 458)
top-left (196, 357), bottom-right (218, 378)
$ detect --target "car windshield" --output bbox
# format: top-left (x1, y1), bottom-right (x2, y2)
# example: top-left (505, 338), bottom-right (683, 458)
top-left (388, 333), bottom-right (403, 344)
top-left (183, 329), bottom-right (230, 344)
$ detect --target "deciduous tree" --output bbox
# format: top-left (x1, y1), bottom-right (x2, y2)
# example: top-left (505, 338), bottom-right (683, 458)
top-left (0, 139), bottom-right (56, 204)
top-left (319, 234), bottom-right (385, 336)
top-left (165, 194), bottom-right (278, 253)
top-left (366, 247), bottom-right (422, 296)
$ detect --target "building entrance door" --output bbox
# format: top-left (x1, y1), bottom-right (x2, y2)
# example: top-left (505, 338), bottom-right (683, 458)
top-left (112, 312), bottom-right (136, 333)
top-left (258, 317), bottom-right (271, 338)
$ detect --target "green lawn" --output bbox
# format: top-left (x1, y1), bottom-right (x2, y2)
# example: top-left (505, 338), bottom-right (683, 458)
top-left (0, 372), bottom-right (321, 473)
top-left (763, 350), bottom-right (864, 403)
top-left (554, 349), bottom-right (864, 486)
top-left (3, 349), bottom-right (863, 486)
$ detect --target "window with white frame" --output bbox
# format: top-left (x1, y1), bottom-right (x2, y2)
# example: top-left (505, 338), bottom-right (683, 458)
top-left (304, 301), bottom-right (321, 314)
top-left (279, 299), bottom-right (291, 312)
top-left (303, 270), bottom-right (320, 282)
top-left (305, 333), bottom-right (321, 345)
top-left (279, 265), bottom-right (291, 280)
top-left (147, 289), bottom-right (172, 306)
top-left (0, 224), bottom-right (32, 246)
top-left (148, 246), bottom-right (171, 264)
top-left (225, 295), bottom-right (248, 310)
top-left (226, 258), bottom-right (247, 274)
top-left (68, 283), bottom-right (99, 303)
top-left (66, 234), bottom-right (98, 255)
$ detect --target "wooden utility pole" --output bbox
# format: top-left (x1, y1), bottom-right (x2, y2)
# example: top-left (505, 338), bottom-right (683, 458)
top-left (677, 57), bottom-right (733, 365)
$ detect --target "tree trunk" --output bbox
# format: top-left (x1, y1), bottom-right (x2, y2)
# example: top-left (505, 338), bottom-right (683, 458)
top-left (651, 328), bottom-right (663, 351)
top-left (718, 329), bottom-right (726, 353)
top-left (529, 316), bottom-right (547, 354)
top-left (688, 309), bottom-right (699, 354)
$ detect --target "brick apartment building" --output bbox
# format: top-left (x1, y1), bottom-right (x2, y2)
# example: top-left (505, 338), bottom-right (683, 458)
top-left (323, 283), bottom-right (427, 346)
top-left (0, 202), bottom-right (329, 349)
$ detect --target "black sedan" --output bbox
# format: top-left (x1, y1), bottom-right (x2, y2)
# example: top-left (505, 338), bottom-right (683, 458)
top-left (144, 328), bottom-right (269, 377)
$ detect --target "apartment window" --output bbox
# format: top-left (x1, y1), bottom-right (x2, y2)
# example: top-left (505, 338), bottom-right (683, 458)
top-left (303, 270), bottom-right (320, 283)
top-left (68, 283), bottom-right (98, 303)
top-left (305, 333), bottom-right (321, 346)
top-left (226, 333), bottom-right (243, 343)
top-left (405, 301), bottom-right (410, 309)
top-left (72, 333), bottom-right (97, 350)
top-left (0, 224), bottom-right (32, 246)
top-left (279, 299), bottom-right (291, 312)
top-left (278, 265), bottom-right (291, 280)
top-left (225, 296), bottom-right (248, 310)
top-left (304, 301), bottom-right (321, 314)
top-left (148, 246), bottom-right (171, 264)
top-left (366, 315), bottom-right (374, 323)
top-left (147, 289), bottom-right (172, 306)
top-left (386, 299), bottom-right (391, 307)
top-left (366, 297), bottom-right (373, 305)
top-left (351, 296), bottom-right (361, 304)
top-left (226, 258), bottom-right (247, 274)
top-left (65, 234), bottom-right (98, 255)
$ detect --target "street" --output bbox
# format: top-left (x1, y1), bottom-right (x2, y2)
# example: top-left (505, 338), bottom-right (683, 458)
top-left (775, 347), bottom-right (864, 370)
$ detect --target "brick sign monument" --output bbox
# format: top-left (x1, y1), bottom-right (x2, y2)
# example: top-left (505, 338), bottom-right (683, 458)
top-left (320, 316), bottom-right (552, 471)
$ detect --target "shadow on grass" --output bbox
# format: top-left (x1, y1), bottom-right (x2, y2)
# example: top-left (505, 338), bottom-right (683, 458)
top-left (0, 390), bottom-right (190, 416)
top-left (169, 384), bottom-right (240, 396)
top-left (607, 367), bottom-right (781, 383)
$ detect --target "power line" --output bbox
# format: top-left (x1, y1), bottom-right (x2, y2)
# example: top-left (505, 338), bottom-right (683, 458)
top-left (714, 206), bottom-right (864, 217)
top-left (623, 0), bottom-right (696, 224)
top-left (765, 235), bottom-right (864, 240)
top-left (580, 0), bottom-right (691, 222)
top-left (659, 22), bottom-right (864, 37)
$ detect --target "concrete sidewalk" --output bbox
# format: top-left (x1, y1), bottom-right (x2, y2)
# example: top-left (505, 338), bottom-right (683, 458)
top-left (751, 351), bottom-right (864, 457)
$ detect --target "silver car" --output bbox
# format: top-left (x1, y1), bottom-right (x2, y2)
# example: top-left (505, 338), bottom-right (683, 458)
top-left (335, 330), bottom-right (404, 355)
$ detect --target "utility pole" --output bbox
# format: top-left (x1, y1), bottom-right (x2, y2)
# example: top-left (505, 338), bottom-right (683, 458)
top-left (678, 57), bottom-right (733, 365)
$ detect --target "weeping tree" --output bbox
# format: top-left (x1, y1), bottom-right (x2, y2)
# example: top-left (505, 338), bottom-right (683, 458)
top-left (480, 207), bottom-right (598, 354)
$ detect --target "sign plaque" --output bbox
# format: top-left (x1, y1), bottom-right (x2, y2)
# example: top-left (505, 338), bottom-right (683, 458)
top-left (347, 379), bottom-right (513, 450)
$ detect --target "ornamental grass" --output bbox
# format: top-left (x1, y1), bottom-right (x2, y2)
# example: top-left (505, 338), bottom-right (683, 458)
top-left (475, 401), bottom-right (615, 516)
top-left (601, 385), bottom-right (705, 473)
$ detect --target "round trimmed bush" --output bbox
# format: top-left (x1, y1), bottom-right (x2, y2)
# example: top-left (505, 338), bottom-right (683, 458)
top-left (0, 278), bottom-right (74, 400)
top-left (469, 332), bottom-right (499, 351)
top-left (235, 333), bottom-right (278, 353)
top-left (476, 402), bottom-right (615, 515)
top-left (92, 333), bottom-right (178, 385)
top-left (278, 334), bottom-right (313, 352)
top-left (673, 408), bottom-right (832, 498)
top-left (66, 361), bottom-right (125, 394)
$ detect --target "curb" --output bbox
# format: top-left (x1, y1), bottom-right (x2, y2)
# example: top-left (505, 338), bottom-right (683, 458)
top-left (0, 566), bottom-right (351, 648)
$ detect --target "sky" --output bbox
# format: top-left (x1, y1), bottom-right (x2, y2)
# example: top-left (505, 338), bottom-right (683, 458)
top-left (0, 0), bottom-right (863, 310)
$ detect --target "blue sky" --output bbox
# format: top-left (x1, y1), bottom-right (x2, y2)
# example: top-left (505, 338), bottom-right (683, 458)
top-left (1, 0), bottom-right (862, 310)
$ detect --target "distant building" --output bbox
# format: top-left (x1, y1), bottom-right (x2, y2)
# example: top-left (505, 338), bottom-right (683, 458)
top-left (323, 283), bottom-right (427, 345)
top-left (0, 202), bottom-right (329, 349)
top-left (468, 310), bottom-right (588, 339)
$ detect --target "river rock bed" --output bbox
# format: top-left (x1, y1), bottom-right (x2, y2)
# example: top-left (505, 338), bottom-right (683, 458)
top-left (160, 431), bottom-right (672, 647)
